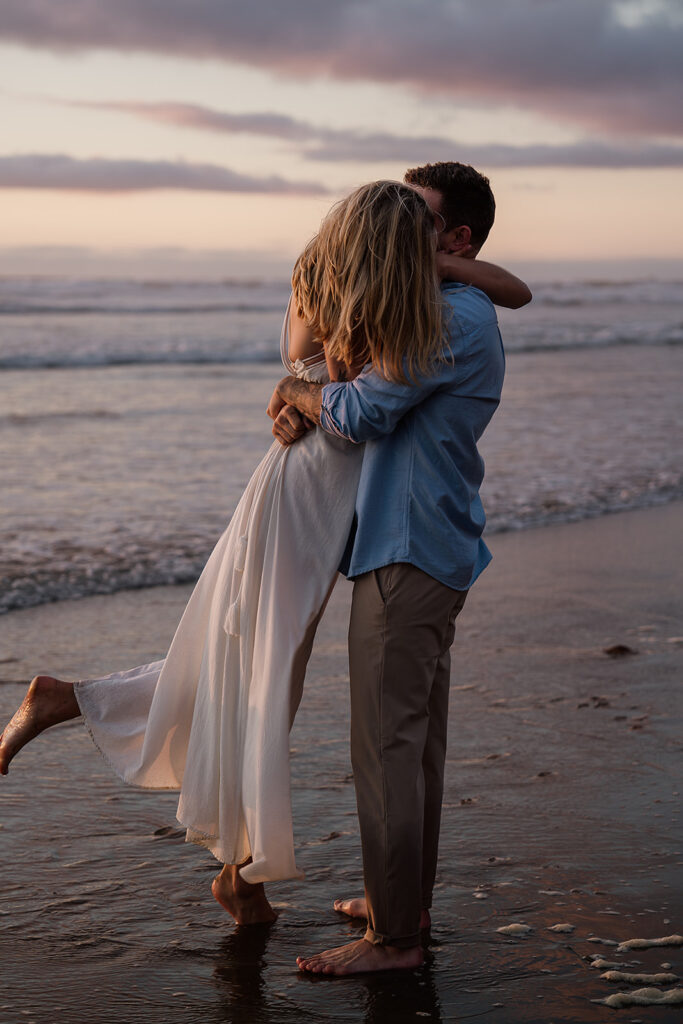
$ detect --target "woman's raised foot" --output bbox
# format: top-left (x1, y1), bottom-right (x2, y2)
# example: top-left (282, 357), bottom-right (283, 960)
top-left (0, 675), bottom-right (79, 775)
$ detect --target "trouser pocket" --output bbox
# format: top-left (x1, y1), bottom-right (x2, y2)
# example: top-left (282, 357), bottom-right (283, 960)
top-left (372, 565), bottom-right (394, 604)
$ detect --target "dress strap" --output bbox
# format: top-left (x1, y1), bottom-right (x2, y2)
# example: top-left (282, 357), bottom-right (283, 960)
top-left (279, 293), bottom-right (297, 375)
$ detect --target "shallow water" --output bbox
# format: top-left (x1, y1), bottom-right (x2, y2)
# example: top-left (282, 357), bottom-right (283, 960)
top-left (1, 274), bottom-right (681, 368)
top-left (2, 265), bottom-right (683, 614)
top-left (2, 344), bottom-right (682, 614)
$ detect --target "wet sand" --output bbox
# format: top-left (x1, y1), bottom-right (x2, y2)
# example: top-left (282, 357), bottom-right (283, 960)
top-left (1, 502), bottom-right (681, 1024)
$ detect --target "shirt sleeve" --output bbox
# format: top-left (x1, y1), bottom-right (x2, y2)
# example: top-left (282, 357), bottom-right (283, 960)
top-left (320, 365), bottom-right (445, 442)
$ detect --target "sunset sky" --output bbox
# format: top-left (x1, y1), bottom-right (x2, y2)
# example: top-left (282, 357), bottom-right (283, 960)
top-left (1, 0), bottom-right (682, 273)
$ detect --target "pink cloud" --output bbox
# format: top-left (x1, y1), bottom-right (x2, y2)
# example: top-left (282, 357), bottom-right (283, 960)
top-left (59, 99), bottom-right (683, 168)
top-left (3, 1), bottom-right (682, 136)
top-left (0, 153), bottom-right (328, 193)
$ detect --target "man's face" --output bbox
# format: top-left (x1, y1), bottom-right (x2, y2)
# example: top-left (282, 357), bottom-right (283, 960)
top-left (410, 185), bottom-right (474, 256)
top-left (412, 187), bottom-right (448, 249)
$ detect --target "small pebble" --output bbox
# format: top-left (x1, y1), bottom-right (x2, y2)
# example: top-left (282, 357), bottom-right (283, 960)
top-left (603, 644), bottom-right (638, 657)
top-left (497, 923), bottom-right (532, 936)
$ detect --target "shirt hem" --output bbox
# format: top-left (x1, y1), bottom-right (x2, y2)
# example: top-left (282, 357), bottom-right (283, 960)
top-left (343, 553), bottom-right (490, 592)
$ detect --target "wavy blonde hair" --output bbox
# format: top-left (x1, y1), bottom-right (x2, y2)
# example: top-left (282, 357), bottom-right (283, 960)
top-left (292, 180), bottom-right (443, 384)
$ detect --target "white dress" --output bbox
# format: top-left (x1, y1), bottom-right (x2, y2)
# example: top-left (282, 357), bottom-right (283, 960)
top-left (74, 308), bottom-right (363, 884)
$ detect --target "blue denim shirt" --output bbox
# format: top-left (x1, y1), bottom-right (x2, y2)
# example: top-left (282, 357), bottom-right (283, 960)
top-left (319, 283), bottom-right (505, 591)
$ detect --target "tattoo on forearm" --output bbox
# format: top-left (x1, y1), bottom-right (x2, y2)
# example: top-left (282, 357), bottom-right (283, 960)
top-left (279, 377), bottom-right (323, 424)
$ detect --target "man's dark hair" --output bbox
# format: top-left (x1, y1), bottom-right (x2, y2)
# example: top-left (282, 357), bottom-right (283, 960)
top-left (404, 161), bottom-right (495, 248)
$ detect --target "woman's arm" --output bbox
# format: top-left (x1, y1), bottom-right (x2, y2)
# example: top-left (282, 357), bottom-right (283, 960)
top-left (288, 305), bottom-right (324, 361)
top-left (436, 253), bottom-right (532, 309)
top-left (289, 306), bottom-right (353, 383)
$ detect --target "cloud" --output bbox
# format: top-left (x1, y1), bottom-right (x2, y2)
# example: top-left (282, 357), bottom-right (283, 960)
top-left (2, 1), bottom-right (683, 136)
top-left (0, 154), bottom-right (328, 193)
top-left (62, 99), bottom-right (683, 168)
top-left (65, 100), bottom-right (316, 141)
top-left (60, 99), bottom-right (317, 141)
top-left (306, 137), bottom-right (683, 168)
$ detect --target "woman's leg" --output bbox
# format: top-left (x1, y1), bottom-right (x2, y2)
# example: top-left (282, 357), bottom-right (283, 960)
top-left (0, 675), bottom-right (80, 775)
top-left (211, 858), bottom-right (278, 926)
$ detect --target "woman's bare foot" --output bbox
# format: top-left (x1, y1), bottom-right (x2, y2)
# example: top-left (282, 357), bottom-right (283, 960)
top-left (0, 675), bottom-right (80, 775)
top-left (297, 938), bottom-right (423, 976)
top-left (334, 896), bottom-right (431, 930)
top-left (211, 863), bottom-right (278, 926)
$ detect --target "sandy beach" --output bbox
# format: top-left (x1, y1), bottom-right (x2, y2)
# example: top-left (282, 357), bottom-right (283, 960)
top-left (1, 501), bottom-right (681, 1023)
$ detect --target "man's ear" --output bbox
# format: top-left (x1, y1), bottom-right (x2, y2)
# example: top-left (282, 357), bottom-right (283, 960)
top-left (441, 225), bottom-right (472, 255)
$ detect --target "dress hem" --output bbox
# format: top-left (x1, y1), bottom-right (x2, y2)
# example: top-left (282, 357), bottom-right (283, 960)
top-left (74, 681), bottom-right (182, 793)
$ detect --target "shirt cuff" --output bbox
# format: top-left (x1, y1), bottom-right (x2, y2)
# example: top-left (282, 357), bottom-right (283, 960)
top-left (320, 382), bottom-right (353, 439)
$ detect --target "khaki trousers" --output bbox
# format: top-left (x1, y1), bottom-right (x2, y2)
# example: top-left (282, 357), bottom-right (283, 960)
top-left (348, 563), bottom-right (467, 949)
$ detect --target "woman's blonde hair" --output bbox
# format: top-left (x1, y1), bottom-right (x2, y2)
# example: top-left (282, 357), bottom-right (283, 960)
top-left (292, 180), bottom-right (443, 384)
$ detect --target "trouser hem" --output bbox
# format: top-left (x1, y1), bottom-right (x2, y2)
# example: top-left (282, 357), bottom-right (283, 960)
top-left (364, 926), bottom-right (421, 949)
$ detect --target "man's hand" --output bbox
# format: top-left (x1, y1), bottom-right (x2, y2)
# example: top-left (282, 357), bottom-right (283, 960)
top-left (266, 384), bottom-right (289, 421)
top-left (267, 375), bottom-right (324, 431)
top-left (271, 405), bottom-right (315, 446)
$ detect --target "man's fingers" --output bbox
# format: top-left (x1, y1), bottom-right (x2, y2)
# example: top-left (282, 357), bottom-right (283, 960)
top-left (272, 421), bottom-right (298, 445)
top-left (268, 385), bottom-right (317, 444)
top-left (267, 376), bottom-right (296, 420)
top-left (271, 405), bottom-right (307, 446)
top-left (275, 410), bottom-right (299, 437)
top-left (273, 405), bottom-right (314, 442)
top-left (272, 423), bottom-right (289, 444)
top-left (281, 406), bottom-right (305, 430)
top-left (267, 391), bottom-right (286, 420)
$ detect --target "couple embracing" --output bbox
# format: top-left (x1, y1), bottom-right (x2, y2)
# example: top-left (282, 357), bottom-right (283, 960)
top-left (0, 161), bottom-right (531, 976)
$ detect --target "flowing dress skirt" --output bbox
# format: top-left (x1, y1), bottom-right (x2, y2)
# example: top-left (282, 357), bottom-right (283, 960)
top-left (75, 357), bottom-right (362, 884)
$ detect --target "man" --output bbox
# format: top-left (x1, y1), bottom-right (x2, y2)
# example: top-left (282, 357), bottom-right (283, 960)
top-left (270, 163), bottom-right (511, 975)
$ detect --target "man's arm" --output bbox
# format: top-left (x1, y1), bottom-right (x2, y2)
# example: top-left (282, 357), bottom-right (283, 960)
top-left (320, 370), bottom-right (440, 443)
top-left (270, 361), bottom-right (448, 446)
top-left (268, 349), bottom-right (369, 445)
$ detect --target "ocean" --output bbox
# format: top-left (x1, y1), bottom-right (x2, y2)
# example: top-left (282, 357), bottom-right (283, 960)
top-left (1, 267), bottom-right (682, 614)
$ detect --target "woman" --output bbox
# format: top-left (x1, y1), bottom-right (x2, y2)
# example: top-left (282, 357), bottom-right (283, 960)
top-left (0, 181), bottom-right (529, 926)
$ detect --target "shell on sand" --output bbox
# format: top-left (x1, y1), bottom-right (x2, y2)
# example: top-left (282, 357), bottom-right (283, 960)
top-left (616, 934), bottom-right (683, 953)
top-left (601, 970), bottom-right (679, 985)
top-left (497, 923), bottom-right (532, 936)
top-left (598, 987), bottom-right (683, 1008)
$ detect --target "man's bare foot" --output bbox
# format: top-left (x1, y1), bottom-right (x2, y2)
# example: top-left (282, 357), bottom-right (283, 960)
top-left (297, 938), bottom-right (423, 976)
top-left (0, 675), bottom-right (80, 775)
top-left (211, 863), bottom-right (278, 926)
top-left (333, 896), bottom-right (431, 930)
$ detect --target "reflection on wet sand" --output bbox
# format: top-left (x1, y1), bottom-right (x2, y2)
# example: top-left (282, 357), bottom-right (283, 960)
top-left (359, 957), bottom-right (442, 1024)
top-left (212, 926), bottom-right (273, 1021)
